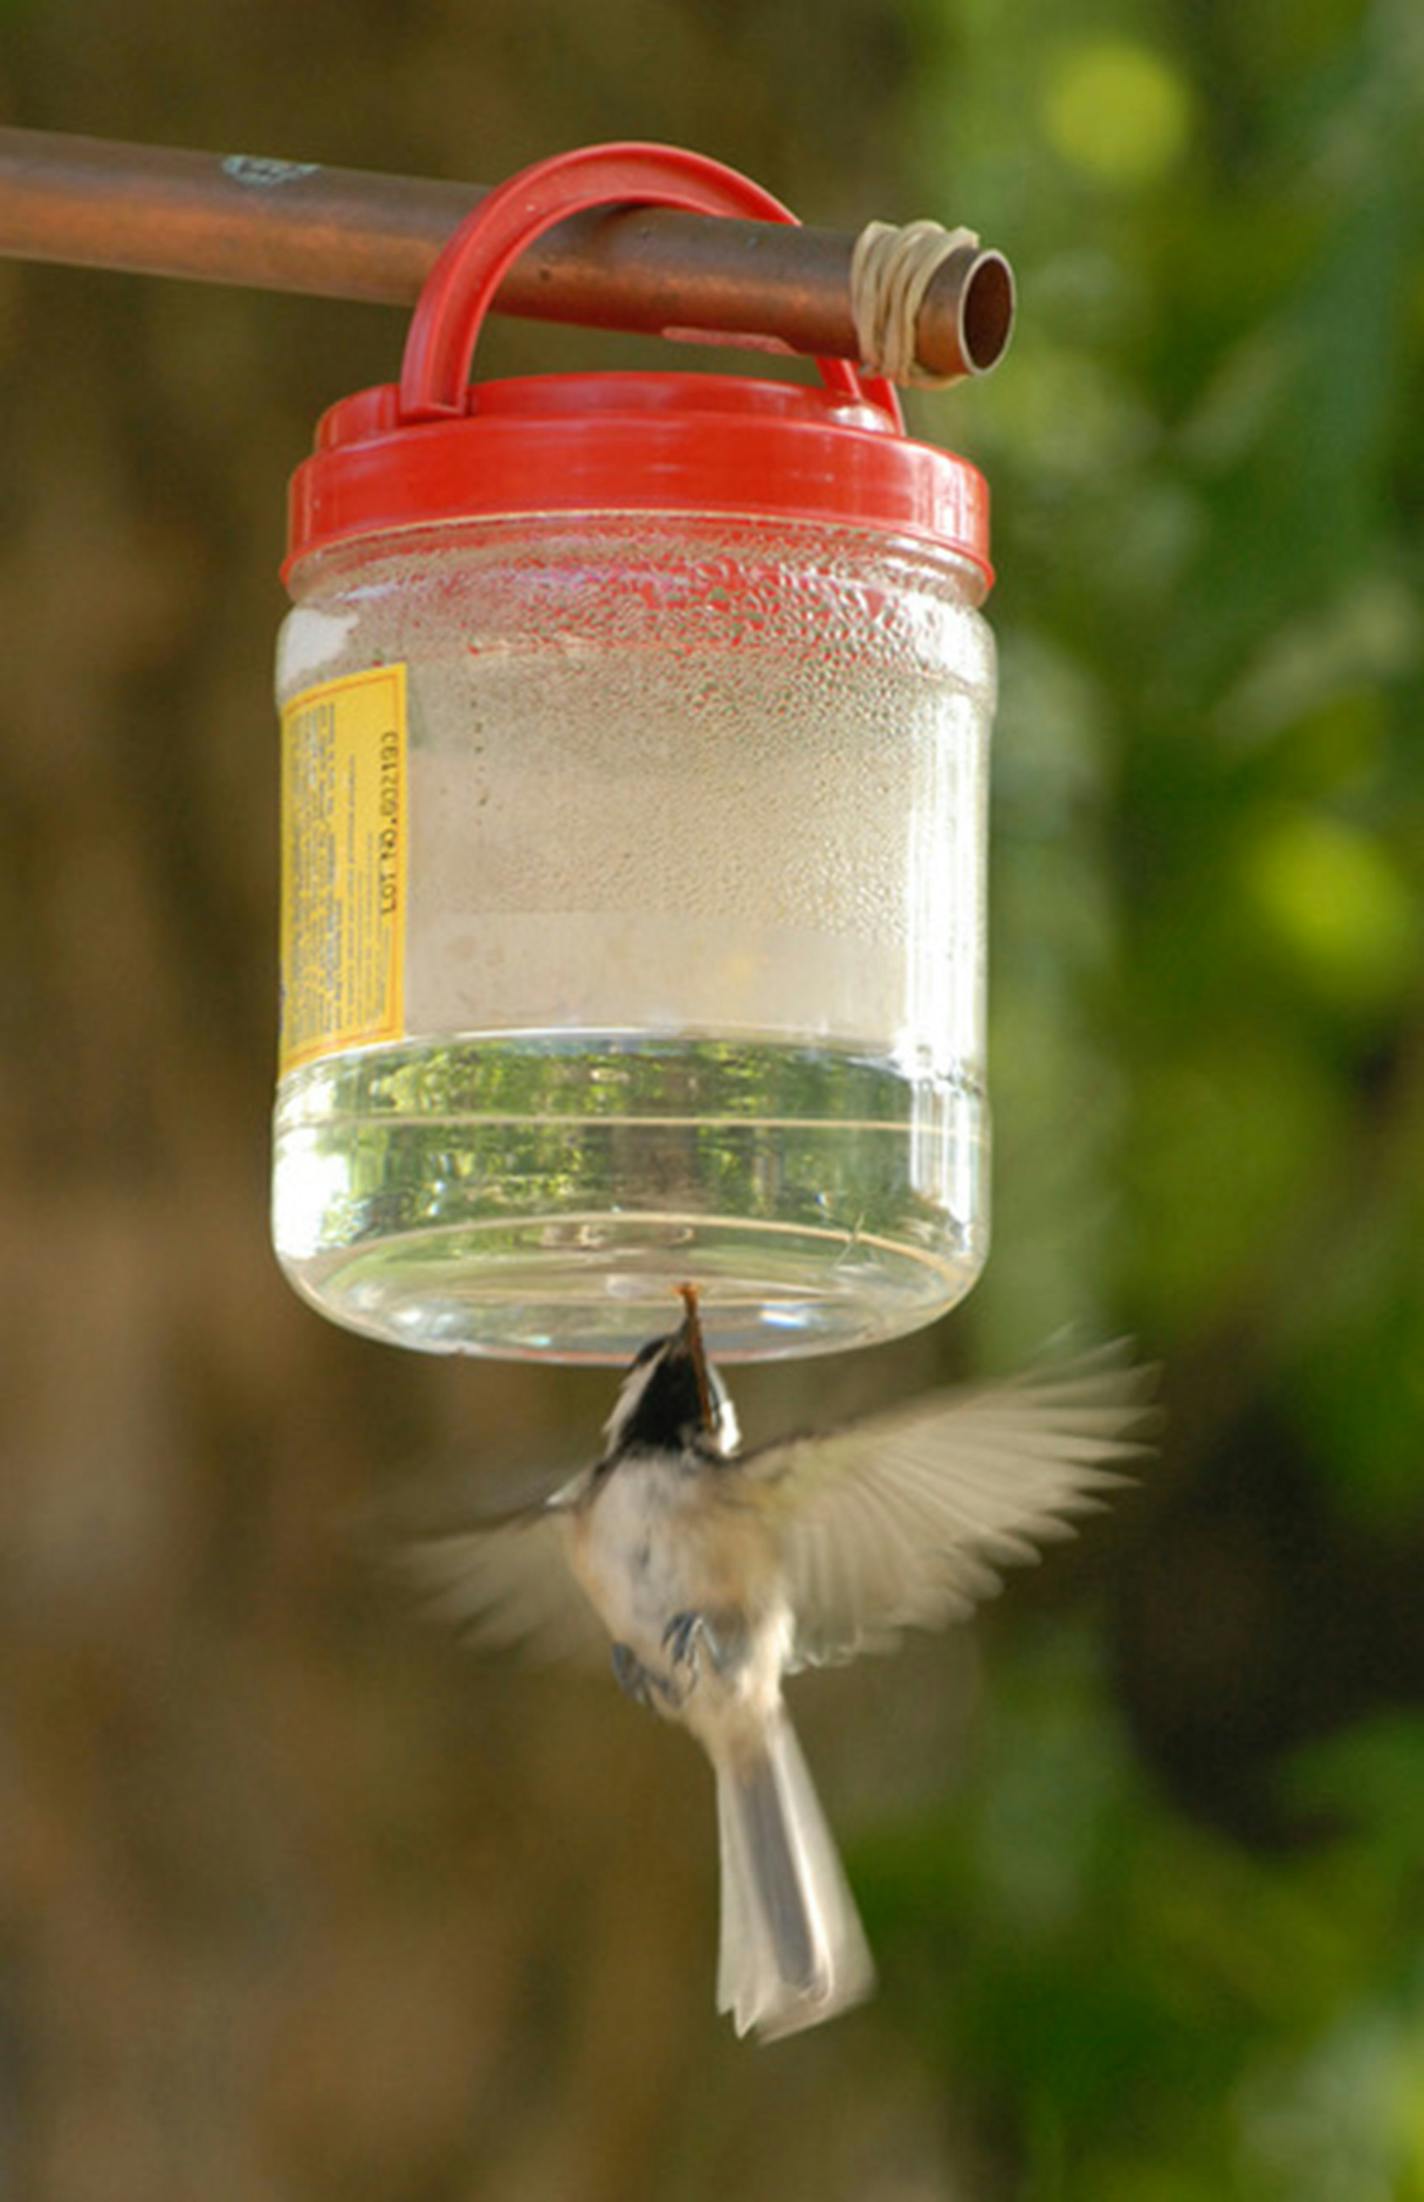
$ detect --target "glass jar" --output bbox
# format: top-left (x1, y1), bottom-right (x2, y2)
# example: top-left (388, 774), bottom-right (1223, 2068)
top-left (271, 150), bottom-right (997, 1362)
top-left (274, 497), bottom-right (993, 1361)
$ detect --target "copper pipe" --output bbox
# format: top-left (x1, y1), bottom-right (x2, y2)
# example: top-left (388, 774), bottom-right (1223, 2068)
top-left (0, 127), bottom-right (1014, 383)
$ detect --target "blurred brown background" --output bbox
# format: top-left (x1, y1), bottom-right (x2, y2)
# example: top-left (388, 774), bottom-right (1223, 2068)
top-left (0, 15), bottom-right (1013, 2199)
top-left (4, 2), bottom-right (1424, 2198)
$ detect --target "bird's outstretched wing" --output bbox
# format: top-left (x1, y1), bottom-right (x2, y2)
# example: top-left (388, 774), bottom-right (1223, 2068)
top-left (738, 1343), bottom-right (1157, 1669)
top-left (404, 1472), bottom-right (606, 1668)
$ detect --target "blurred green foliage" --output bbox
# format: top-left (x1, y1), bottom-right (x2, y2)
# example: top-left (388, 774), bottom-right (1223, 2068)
top-left (871, 0), bottom-right (1424, 2189)
top-left (856, 1627), bottom-right (1424, 2199)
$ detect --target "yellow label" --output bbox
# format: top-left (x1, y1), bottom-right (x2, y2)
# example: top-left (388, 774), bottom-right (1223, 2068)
top-left (279, 664), bottom-right (407, 1075)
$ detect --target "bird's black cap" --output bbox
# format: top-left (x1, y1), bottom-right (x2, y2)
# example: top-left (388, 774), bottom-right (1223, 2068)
top-left (606, 1285), bottom-right (725, 1456)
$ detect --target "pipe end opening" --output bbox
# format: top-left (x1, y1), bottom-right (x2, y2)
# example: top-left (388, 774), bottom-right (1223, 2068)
top-left (960, 252), bottom-right (1015, 375)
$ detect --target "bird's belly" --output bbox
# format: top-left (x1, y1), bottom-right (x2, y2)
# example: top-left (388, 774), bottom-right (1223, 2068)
top-left (574, 1460), bottom-right (778, 1667)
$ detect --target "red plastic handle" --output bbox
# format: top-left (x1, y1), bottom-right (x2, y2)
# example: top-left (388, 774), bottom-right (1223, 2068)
top-left (398, 141), bottom-right (902, 429)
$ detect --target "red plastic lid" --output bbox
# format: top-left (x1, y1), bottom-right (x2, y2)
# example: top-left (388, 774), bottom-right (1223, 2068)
top-left (283, 144), bottom-right (991, 591)
top-left (286, 372), bottom-right (991, 586)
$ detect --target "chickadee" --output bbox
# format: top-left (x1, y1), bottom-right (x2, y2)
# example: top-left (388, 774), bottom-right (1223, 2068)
top-left (415, 1288), bottom-right (1155, 2042)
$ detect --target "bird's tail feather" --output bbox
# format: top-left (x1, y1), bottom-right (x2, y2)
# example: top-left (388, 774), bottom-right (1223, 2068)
top-left (713, 1708), bottom-right (875, 2040)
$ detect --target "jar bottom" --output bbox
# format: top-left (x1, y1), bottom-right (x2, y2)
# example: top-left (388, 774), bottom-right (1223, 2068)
top-left (272, 1032), bottom-right (986, 1363)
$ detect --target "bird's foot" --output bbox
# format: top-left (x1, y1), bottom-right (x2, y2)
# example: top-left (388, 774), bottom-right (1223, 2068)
top-left (610, 1642), bottom-right (677, 1710)
top-left (661, 1608), bottom-right (747, 1678)
top-left (661, 1610), bottom-right (704, 1672)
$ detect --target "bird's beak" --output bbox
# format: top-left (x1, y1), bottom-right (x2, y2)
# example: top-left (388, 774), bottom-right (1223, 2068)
top-left (676, 1282), bottom-right (717, 1433)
